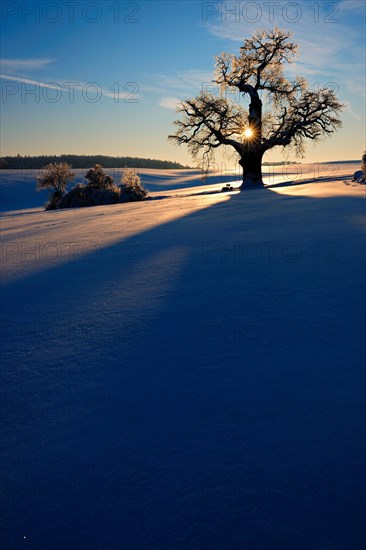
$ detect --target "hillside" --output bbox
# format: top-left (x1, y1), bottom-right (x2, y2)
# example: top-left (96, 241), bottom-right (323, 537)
top-left (1, 165), bottom-right (365, 549)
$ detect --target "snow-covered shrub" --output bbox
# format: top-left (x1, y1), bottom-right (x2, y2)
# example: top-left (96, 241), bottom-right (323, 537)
top-left (353, 153), bottom-right (366, 183)
top-left (40, 164), bottom-right (146, 209)
top-left (84, 164), bottom-right (114, 190)
top-left (120, 168), bottom-right (147, 202)
top-left (58, 163), bottom-right (122, 208)
top-left (59, 183), bottom-right (120, 208)
top-left (36, 162), bottom-right (74, 209)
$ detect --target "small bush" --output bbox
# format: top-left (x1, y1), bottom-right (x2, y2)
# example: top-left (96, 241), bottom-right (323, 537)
top-left (120, 168), bottom-right (147, 202)
top-left (36, 162), bottom-right (74, 209)
top-left (84, 164), bottom-right (114, 189)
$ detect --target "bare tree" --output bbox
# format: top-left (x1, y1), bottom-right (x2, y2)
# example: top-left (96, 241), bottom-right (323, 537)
top-left (169, 28), bottom-right (344, 189)
top-left (36, 162), bottom-right (74, 209)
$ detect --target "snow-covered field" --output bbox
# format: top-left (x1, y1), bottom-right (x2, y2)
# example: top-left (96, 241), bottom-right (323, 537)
top-left (1, 164), bottom-right (365, 549)
top-left (0, 162), bottom-right (352, 211)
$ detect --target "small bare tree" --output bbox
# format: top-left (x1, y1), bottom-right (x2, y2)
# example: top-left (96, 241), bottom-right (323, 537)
top-left (169, 28), bottom-right (344, 189)
top-left (36, 162), bottom-right (74, 209)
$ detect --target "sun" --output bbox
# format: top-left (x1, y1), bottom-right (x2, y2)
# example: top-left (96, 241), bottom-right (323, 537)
top-left (244, 128), bottom-right (253, 138)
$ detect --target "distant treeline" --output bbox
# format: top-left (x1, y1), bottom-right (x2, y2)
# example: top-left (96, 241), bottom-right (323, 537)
top-left (262, 161), bottom-right (299, 166)
top-left (0, 155), bottom-right (192, 170)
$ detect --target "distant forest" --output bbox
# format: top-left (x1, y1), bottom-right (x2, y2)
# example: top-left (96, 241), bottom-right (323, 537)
top-left (1, 155), bottom-right (352, 171)
top-left (0, 155), bottom-right (192, 170)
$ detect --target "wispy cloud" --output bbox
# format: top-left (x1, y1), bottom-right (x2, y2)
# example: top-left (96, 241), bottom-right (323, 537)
top-left (343, 101), bottom-right (361, 121)
top-left (0, 73), bottom-right (137, 101)
top-left (0, 58), bottom-right (55, 73)
top-left (344, 79), bottom-right (366, 98)
top-left (338, 0), bottom-right (365, 10)
top-left (160, 69), bottom-right (214, 91)
top-left (159, 97), bottom-right (181, 110)
top-left (143, 69), bottom-right (214, 100)
top-left (0, 73), bottom-right (69, 91)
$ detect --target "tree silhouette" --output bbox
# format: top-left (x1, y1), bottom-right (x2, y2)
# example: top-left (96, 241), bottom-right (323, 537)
top-left (169, 28), bottom-right (344, 189)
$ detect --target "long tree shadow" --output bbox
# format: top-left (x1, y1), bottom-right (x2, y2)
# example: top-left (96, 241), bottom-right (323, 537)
top-left (1, 181), bottom-right (366, 549)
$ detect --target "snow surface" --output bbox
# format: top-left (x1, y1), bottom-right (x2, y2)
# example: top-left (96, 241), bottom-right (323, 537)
top-left (1, 164), bottom-right (365, 549)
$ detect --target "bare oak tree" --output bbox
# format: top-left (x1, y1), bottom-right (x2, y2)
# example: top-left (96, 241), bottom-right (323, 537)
top-left (169, 29), bottom-right (344, 189)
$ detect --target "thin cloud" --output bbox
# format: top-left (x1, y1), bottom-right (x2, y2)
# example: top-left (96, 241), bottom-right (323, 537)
top-left (0, 73), bottom-right (137, 101)
top-left (343, 101), bottom-right (361, 121)
top-left (344, 79), bottom-right (366, 98)
top-left (159, 97), bottom-right (181, 110)
top-left (338, 0), bottom-right (365, 9)
top-left (149, 69), bottom-right (214, 95)
top-left (0, 58), bottom-right (55, 73)
top-left (0, 73), bottom-right (69, 91)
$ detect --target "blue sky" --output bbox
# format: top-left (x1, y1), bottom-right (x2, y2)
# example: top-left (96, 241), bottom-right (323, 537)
top-left (1, 0), bottom-right (365, 165)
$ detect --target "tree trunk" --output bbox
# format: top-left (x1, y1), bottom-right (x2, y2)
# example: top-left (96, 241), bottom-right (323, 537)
top-left (238, 84), bottom-right (264, 189)
top-left (239, 152), bottom-right (264, 189)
